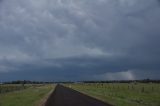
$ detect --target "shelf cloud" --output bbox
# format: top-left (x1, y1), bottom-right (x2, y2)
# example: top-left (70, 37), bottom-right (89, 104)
top-left (0, 0), bottom-right (160, 81)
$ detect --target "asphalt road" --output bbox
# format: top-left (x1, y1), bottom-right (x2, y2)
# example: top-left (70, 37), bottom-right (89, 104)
top-left (45, 85), bottom-right (112, 106)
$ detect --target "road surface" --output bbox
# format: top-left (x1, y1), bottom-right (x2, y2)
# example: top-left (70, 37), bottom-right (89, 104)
top-left (45, 84), bottom-right (112, 106)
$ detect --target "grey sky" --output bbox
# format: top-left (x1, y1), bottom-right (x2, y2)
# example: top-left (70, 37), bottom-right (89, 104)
top-left (0, 0), bottom-right (160, 81)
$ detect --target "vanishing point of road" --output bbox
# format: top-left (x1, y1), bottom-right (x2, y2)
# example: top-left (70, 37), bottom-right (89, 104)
top-left (45, 85), bottom-right (112, 106)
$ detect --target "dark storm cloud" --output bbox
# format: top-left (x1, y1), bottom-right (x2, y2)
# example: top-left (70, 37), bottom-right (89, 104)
top-left (0, 0), bottom-right (160, 81)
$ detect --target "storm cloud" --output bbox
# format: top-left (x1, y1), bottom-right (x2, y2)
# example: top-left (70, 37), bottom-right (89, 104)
top-left (0, 0), bottom-right (160, 81)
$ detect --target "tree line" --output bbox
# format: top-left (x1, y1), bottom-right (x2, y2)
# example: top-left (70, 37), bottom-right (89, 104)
top-left (1, 79), bottom-right (160, 84)
top-left (81, 79), bottom-right (160, 83)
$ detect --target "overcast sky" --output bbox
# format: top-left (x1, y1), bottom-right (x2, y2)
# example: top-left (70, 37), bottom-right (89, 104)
top-left (0, 0), bottom-right (160, 81)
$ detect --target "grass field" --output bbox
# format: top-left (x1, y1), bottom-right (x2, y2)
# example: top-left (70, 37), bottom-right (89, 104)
top-left (0, 84), bottom-right (29, 93)
top-left (69, 83), bottom-right (160, 106)
top-left (0, 84), bottom-right (54, 106)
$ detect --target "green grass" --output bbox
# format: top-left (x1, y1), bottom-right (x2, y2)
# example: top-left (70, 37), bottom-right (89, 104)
top-left (0, 84), bottom-right (29, 93)
top-left (0, 84), bottom-right (54, 106)
top-left (68, 83), bottom-right (160, 106)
